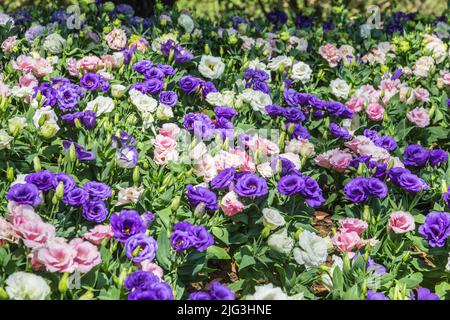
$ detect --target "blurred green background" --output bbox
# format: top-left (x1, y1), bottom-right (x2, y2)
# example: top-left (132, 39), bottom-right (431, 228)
top-left (1, 0), bottom-right (448, 19)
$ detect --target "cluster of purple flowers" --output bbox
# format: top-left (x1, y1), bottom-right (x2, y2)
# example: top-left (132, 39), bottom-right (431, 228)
top-left (387, 167), bottom-right (429, 193)
top-left (178, 75), bottom-right (218, 97)
top-left (62, 140), bottom-right (96, 161)
top-left (125, 271), bottom-right (173, 300)
top-left (80, 73), bottom-right (109, 92)
top-left (131, 60), bottom-right (175, 96)
top-left (34, 78), bottom-right (85, 112)
top-left (8, 170), bottom-right (112, 222)
top-left (402, 144), bottom-right (448, 168)
top-left (344, 177), bottom-right (388, 203)
top-left (418, 211), bottom-right (450, 247)
top-left (188, 281), bottom-right (235, 300)
top-left (169, 221), bottom-right (214, 252)
top-left (110, 209), bottom-right (157, 262)
top-left (61, 110), bottom-right (97, 129)
top-left (244, 68), bottom-right (270, 94)
top-left (161, 39), bottom-right (193, 63)
top-left (212, 170), bottom-right (269, 198)
top-left (266, 9), bottom-right (288, 26)
top-left (277, 170), bottom-right (325, 207)
top-left (266, 103), bottom-right (306, 125)
top-left (111, 131), bottom-right (139, 169)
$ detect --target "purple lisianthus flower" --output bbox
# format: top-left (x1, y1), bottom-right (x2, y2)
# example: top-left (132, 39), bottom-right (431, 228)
top-left (391, 68), bottom-right (403, 80)
top-left (25, 170), bottom-right (54, 191)
top-left (329, 123), bottom-right (352, 139)
top-left (56, 84), bottom-right (81, 111)
top-left (83, 181), bottom-right (112, 200)
top-left (344, 177), bottom-right (369, 203)
top-left (190, 225), bottom-right (214, 251)
top-left (25, 25), bottom-right (44, 42)
top-left (170, 228), bottom-right (192, 251)
top-left (211, 168), bottom-right (236, 190)
top-left (183, 113), bottom-right (215, 140)
top-left (82, 200), bottom-right (108, 223)
top-left (6, 183), bottom-right (41, 206)
top-left (267, 9), bottom-right (287, 25)
top-left (110, 210), bottom-right (147, 242)
top-left (349, 155), bottom-right (372, 169)
top-left (286, 123), bottom-right (310, 140)
top-left (80, 110), bottom-right (97, 129)
top-left (266, 104), bottom-right (284, 118)
top-left (299, 175), bottom-right (325, 207)
top-left (370, 161), bottom-right (387, 179)
top-left (252, 81), bottom-right (270, 94)
top-left (363, 129), bottom-right (379, 141)
top-left (132, 60), bottom-right (153, 74)
top-left (156, 64), bottom-right (175, 76)
top-left (124, 270), bottom-right (159, 292)
top-left (284, 88), bottom-right (301, 107)
top-left (366, 258), bottom-right (387, 275)
top-left (375, 136), bottom-right (397, 151)
top-left (62, 141), bottom-right (96, 161)
top-left (125, 233), bottom-right (158, 263)
top-left (325, 101), bottom-right (354, 119)
top-left (52, 173), bottom-right (76, 193)
top-left (418, 211), bottom-right (450, 247)
top-left (277, 174), bottom-right (305, 196)
top-left (142, 211), bottom-right (155, 227)
top-left (283, 108), bottom-right (306, 123)
top-left (159, 90), bottom-right (178, 107)
top-left (63, 187), bottom-right (87, 207)
top-left (117, 146), bottom-right (139, 168)
top-left (142, 78), bottom-right (164, 95)
top-left (403, 144), bottom-right (429, 167)
top-left (396, 173), bottom-right (429, 193)
top-left (208, 281), bottom-right (235, 300)
top-left (322, 21), bottom-right (335, 32)
top-left (143, 67), bottom-right (165, 80)
top-left (128, 282), bottom-right (174, 300)
top-left (189, 292), bottom-right (212, 300)
top-left (214, 106), bottom-right (238, 120)
top-left (80, 73), bottom-right (101, 91)
top-left (410, 288), bottom-right (440, 300)
top-left (199, 81), bottom-right (218, 97)
top-left (429, 149), bottom-right (448, 167)
top-left (234, 173), bottom-right (268, 197)
top-left (179, 75), bottom-right (200, 94)
top-left (186, 185), bottom-right (219, 211)
top-left (367, 290), bottom-right (389, 300)
top-left (364, 178), bottom-right (388, 199)
top-left (34, 83), bottom-right (57, 107)
top-left (295, 14), bottom-right (313, 28)
top-left (174, 46), bottom-right (194, 63)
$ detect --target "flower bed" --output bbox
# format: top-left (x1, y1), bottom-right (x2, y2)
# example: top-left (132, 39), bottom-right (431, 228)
top-left (0, 2), bottom-right (449, 300)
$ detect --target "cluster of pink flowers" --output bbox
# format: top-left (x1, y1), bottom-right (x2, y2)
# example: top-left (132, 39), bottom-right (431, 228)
top-left (66, 54), bottom-right (124, 76)
top-left (1, 202), bottom-right (108, 273)
top-left (315, 149), bottom-right (353, 172)
top-left (12, 54), bottom-right (53, 78)
top-left (332, 218), bottom-right (367, 257)
top-left (152, 123), bottom-right (180, 165)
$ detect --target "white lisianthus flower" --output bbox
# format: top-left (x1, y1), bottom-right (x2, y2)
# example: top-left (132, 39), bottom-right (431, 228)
top-left (279, 152), bottom-right (301, 169)
top-left (85, 96), bottom-right (114, 115)
top-left (11, 86), bottom-right (34, 98)
top-left (267, 228), bottom-right (294, 254)
top-left (291, 61), bottom-right (312, 83)
top-left (43, 33), bottom-right (66, 54)
top-left (178, 14), bottom-right (195, 33)
top-left (257, 162), bottom-right (273, 178)
top-left (330, 78), bottom-right (351, 99)
top-left (32, 106), bottom-right (58, 129)
top-left (293, 230), bottom-right (328, 269)
top-left (321, 255), bottom-right (344, 291)
top-left (198, 55), bottom-right (225, 79)
top-left (8, 116), bottom-right (27, 136)
top-left (156, 105), bottom-right (173, 120)
top-left (116, 186), bottom-right (144, 206)
top-left (0, 13), bottom-right (14, 27)
top-left (5, 272), bottom-right (50, 300)
top-left (246, 283), bottom-right (304, 300)
top-left (250, 90), bottom-right (272, 113)
top-left (129, 89), bottom-right (158, 114)
top-left (206, 90), bottom-right (235, 107)
top-left (262, 208), bottom-right (285, 230)
top-left (110, 84), bottom-right (127, 98)
top-left (267, 55), bottom-right (292, 71)
top-left (413, 56), bottom-right (434, 78)
top-left (0, 129), bottom-right (13, 150)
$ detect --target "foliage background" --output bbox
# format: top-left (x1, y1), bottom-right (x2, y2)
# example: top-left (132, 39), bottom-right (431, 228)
top-left (1, 0), bottom-right (449, 19)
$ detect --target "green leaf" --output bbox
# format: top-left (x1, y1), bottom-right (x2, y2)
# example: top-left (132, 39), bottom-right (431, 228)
top-left (156, 228), bottom-right (172, 270)
top-left (206, 245), bottom-right (231, 260)
top-left (238, 255), bottom-right (256, 270)
top-left (211, 226), bottom-right (230, 245)
top-left (398, 272), bottom-right (423, 288)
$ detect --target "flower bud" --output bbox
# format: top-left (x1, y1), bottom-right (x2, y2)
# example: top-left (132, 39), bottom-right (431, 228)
top-left (55, 181), bottom-right (65, 200)
top-left (33, 156), bottom-right (41, 172)
top-left (39, 123), bottom-right (59, 139)
top-left (8, 117), bottom-right (26, 137)
top-left (132, 166), bottom-right (140, 185)
top-left (0, 287), bottom-right (8, 300)
top-left (69, 143), bottom-right (77, 163)
top-left (204, 43), bottom-right (211, 55)
top-left (79, 290), bottom-right (94, 300)
top-left (294, 227), bottom-right (304, 241)
top-left (6, 167), bottom-right (14, 182)
top-left (170, 195), bottom-right (181, 211)
top-left (58, 273), bottom-right (69, 294)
